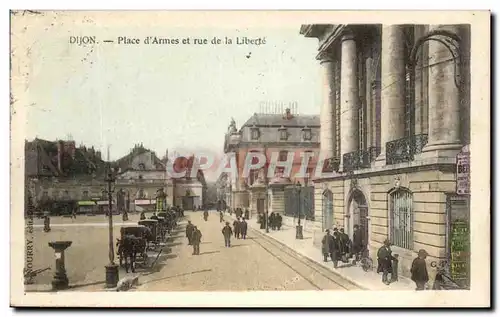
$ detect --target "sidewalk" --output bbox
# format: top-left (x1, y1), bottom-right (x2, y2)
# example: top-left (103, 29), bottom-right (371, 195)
top-left (227, 214), bottom-right (415, 291)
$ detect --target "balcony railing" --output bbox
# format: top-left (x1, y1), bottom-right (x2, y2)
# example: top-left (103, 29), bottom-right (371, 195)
top-left (342, 149), bottom-right (375, 173)
top-left (386, 134), bottom-right (428, 165)
top-left (322, 158), bottom-right (340, 173)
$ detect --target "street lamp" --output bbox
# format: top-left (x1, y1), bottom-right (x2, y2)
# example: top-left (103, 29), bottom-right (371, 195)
top-left (295, 181), bottom-right (303, 240)
top-left (104, 164), bottom-right (119, 288)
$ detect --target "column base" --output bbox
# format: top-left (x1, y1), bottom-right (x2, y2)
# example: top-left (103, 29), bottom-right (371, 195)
top-left (420, 142), bottom-right (463, 159)
top-left (374, 152), bottom-right (387, 167)
top-left (105, 264), bottom-right (119, 289)
top-left (51, 271), bottom-right (69, 290)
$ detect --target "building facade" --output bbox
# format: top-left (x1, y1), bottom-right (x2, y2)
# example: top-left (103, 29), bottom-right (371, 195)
top-left (222, 107), bottom-right (321, 222)
top-left (300, 24), bottom-right (471, 286)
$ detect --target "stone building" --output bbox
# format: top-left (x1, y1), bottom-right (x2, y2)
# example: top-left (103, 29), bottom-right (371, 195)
top-left (168, 153), bottom-right (207, 210)
top-left (300, 24), bottom-right (471, 286)
top-left (24, 138), bottom-right (108, 215)
top-left (114, 143), bottom-right (174, 212)
top-left (221, 106), bottom-right (321, 223)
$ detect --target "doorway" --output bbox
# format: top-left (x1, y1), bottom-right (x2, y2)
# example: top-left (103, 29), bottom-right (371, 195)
top-left (347, 189), bottom-right (369, 242)
top-left (257, 198), bottom-right (265, 214)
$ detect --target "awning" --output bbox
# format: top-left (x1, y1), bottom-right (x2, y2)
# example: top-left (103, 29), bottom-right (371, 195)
top-left (136, 206), bottom-right (144, 212)
top-left (78, 201), bottom-right (97, 206)
top-left (97, 200), bottom-right (114, 206)
top-left (135, 199), bottom-right (155, 205)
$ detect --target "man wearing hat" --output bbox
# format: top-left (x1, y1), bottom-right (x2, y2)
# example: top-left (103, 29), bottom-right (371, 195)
top-left (411, 249), bottom-right (430, 290)
top-left (377, 239), bottom-right (396, 285)
top-left (222, 221), bottom-right (233, 247)
top-left (321, 229), bottom-right (333, 262)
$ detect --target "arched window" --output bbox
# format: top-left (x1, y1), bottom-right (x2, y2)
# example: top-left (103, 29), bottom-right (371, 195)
top-left (322, 190), bottom-right (334, 231)
top-left (138, 163), bottom-right (146, 170)
top-left (389, 188), bottom-right (413, 250)
top-left (138, 189), bottom-right (145, 199)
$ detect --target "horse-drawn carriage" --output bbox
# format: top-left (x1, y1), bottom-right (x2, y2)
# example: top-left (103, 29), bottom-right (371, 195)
top-left (138, 219), bottom-right (162, 248)
top-left (116, 225), bottom-right (151, 273)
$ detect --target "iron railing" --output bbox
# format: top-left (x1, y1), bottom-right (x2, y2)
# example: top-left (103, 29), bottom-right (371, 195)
top-left (323, 158), bottom-right (340, 173)
top-left (342, 149), bottom-right (372, 173)
top-left (386, 134), bottom-right (428, 165)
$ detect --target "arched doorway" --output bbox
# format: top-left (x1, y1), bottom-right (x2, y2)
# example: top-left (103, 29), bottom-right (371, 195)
top-left (322, 190), bottom-right (333, 231)
top-left (347, 189), bottom-right (369, 241)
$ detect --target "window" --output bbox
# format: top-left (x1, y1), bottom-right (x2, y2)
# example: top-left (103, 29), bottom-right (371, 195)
top-left (275, 167), bottom-right (285, 178)
top-left (82, 191), bottom-right (89, 199)
top-left (390, 188), bottom-right (413, 250)
top-left (101, 190), bottom-right (107, 200)
top-left (251, 127), bottom-right (260, 140)
top-left (279, 150), bottom-right (288, 162)
top-left (138, 189), bottom-right (145, 199)
top-left (358, 49), bottom-right (367, 151)
top-left (279, 127), bottom-right (288, 141)
top-left (138, 163), bottom-right (146, 170)
top-left (52, 190), bottom-right (59, 199)
top-left (302, 127), bottom-right (312, 141)
top-left (403, 25), bottom-right (416, 138)
top-left (138, 175), bottom-right (144, 180)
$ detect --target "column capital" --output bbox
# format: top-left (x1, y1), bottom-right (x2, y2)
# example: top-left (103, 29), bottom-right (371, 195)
top-left (340, 29), bottom-right (355, 42)
top-left (317, 49), bottom-right (335, 63)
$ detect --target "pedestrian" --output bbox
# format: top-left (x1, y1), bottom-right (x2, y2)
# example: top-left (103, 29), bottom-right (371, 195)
top-left (339, 228), bottom-right (350, 262)
top-left (269, 212), bottom-right (276, 230)
top-left (203, 210), bottom-right (209, 221)
top-left (331, 229), bottom-right (341, 268)
top-left (186, 220), bottom-right (194, 245)
top-left (191, 226), bottom-right (202, 255)
top-left (377, 239), bottom-right (396, 285)
top-left (240, 218), bottom-right (248, 239)
top-left (222, 222), bottom-right (233, 247)
top-left (321, 229), bottom-right (333, 262)
top-left (352, 225), bottom-right (364, 264)
top-left (219, 210), bottom-right (224, 223)
top-left (276, 213), bottom-right (283, 230)
top-left (244, 208), bottom-right (249, 220)
top-left (411, 249), bottom-right (429, 290)
top-left (233, 218), bottom-right (241, 239)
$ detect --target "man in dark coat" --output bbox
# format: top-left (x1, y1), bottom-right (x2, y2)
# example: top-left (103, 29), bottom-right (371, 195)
top-left (411, 249), bottom-right (429, 290)
top-left (219, 210), bottom-right (224, 223)
top-left (185, 220), bottom-right (194, 245)
top-left (321, 229), bottom-right (333, 262)
top-left (244, 208), bottom-right (250, 220)
top-left (269, 212), bottom-right (276, 230)
top-left (140, 211), bottom-right (146, 220)
top-left (233, 218), bottom-right (241, 238)
top-left (331, 229), bottom-right (342, 268)
top-left (222, 222), bottom-right (233, 247)
top-left (275, 213), bottom-right (283, 230)
top-left (191, 226), bottom-right (202, 255)
top-left (377, 239), bottom-right (396, 285)
top-left (259, 213), bottom-right (266, 229)
top-left (240, 218), bottom-right (248, 239)
top-left (352, 225), bottom-right (364, 264)
top-left (339, 228), bottom-right (350, 259)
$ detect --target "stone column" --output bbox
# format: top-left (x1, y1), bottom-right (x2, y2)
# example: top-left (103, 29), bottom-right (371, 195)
top-left (421, 24), bottom-right (463, 156)
top-left (376, 25), bottom-right (407, 164)
top-left (318, 51), bottom-right (336, 160)
top-left (339, 31), bottom-right (358, 169)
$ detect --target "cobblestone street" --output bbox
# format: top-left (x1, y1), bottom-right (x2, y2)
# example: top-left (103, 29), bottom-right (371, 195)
top-left (27, 211), bottom-right (360, 291)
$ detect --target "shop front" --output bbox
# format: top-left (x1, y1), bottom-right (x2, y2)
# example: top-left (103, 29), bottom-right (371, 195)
top-left (134, 199), bottom-right (155, 212)
top-left (77, 200), bottom-right (97, 215)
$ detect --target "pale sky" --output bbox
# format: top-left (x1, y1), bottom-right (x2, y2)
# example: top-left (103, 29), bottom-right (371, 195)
top-left (25, 24), bottom-right (322, 162)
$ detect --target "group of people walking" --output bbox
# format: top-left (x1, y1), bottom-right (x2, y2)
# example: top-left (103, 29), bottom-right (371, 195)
top-left (185, 220), bottom-right (203, 255)
top-left (321, 225), bottom-right (365, 268)
top-left (257, 212), bottom-right (283, 230)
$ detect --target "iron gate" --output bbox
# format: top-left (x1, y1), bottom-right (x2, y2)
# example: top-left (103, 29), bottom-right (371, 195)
top-left (284, 186), bottom-right (315, 220)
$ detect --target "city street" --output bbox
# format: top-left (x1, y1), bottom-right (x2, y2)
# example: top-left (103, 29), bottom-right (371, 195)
top-left (27, 211), bottom-right (360, 291)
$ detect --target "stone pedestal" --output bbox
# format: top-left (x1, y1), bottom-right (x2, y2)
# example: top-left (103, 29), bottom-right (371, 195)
top-left (48, 241), bottom-right (72, 290)
top-left (105, 264), bottom-right (119, 289)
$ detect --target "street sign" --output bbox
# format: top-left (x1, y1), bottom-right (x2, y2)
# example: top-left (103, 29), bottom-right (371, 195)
top-left (456, 146), bottom-right (470, 195)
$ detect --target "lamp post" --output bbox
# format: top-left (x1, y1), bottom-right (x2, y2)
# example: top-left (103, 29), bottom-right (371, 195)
top-left (104, 164), bottom-right (119, 288)
top-left (295, 181), bottom-right (303, 239)
top-left (265, 177), bottom-right (270, 233)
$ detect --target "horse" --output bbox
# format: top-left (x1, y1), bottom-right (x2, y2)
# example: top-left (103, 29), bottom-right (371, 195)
top-left (116, 234), bottom-right (147, 273)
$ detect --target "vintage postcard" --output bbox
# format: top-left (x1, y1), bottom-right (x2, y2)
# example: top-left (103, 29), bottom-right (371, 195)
top-left (10, 10), bottom-right (490, 307)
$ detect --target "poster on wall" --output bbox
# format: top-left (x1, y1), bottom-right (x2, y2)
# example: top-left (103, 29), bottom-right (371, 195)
top-left (456, 145), bottom-right (470, 195)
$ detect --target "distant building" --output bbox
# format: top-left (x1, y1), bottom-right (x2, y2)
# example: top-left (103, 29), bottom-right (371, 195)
top-left (300, 24), bottom-right (471, 286)
top-left (167, 153), bottom-right (207, 210)
top-left (220, 106), bottom-right (321, 222)
top-left (25, 138), bottom-right (107, 215)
